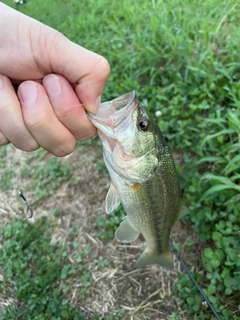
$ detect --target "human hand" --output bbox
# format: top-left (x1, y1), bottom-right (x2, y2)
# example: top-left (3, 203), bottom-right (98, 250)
top-left (0, 3), bottom-right (110, 156)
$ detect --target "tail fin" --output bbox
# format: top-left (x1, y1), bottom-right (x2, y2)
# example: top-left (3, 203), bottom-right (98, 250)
top-left (136, 249), bottom-right (174, 270)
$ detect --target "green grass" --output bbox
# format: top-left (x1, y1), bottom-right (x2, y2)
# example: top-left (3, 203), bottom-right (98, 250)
top-left (1, 0), bottom-right (240, 319)
top-left (96, 205), bottom-right (125, 242)
top-left (0, 146), bottom-right (15, 191)
top-left (23, 155), bottom-right (73, 200)
top-left (0, 217), bottom-right (91, 320)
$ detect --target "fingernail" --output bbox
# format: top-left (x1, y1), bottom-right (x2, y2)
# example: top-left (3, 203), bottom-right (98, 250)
top-left (18, 82), bottom-right (38, 104)
top-left (43, 74), bottom-right (61, 99)
top-left (88, 95), bottom-right (101, 114)
top-left (96, 95), bottom-right (102, 109)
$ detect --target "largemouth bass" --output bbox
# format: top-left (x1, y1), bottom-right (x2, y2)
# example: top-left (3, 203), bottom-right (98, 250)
top-left (88, 91), bottom-right (187, 269)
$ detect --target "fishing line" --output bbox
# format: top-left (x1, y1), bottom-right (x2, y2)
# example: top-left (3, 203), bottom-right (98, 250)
top-left (169, 241), bottom-right (222, 320)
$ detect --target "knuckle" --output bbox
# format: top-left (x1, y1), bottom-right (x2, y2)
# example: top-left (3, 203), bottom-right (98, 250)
top-left (52, 140), bottom-right (75, 157)
top-left (19, 142), bottom-right (39, 152)
top-left (12, 132), bottom-right (39, 152)
top-left (77, 129), bottom-right (96, 141)
top-left (0, 136), bottom-right (9, 146)
top-left (56, 107), bottom-right (74, 122)
top-left (95, 56), bottom-right (110, 80)
top-left (25, 116), bottom-right (46, 131)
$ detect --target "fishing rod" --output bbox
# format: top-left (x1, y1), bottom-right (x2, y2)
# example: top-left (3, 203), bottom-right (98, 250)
top-left (169, 241), bottom-right (222, 320)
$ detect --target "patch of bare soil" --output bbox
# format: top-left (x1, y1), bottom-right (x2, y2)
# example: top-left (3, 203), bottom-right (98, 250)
top-left (0, 144), bottom-right (202, 320)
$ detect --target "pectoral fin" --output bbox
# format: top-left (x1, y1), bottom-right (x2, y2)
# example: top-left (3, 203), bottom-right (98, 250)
top-left (105, 183), bottom-right (120, 214)
top-left (115, 217), bottom-right (140, 243)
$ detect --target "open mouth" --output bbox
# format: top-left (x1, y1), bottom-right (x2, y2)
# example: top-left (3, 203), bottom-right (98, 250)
top-left (87, 91), bottom-right (138, 153)
top-left (87, 91), bottom-right (137, 133)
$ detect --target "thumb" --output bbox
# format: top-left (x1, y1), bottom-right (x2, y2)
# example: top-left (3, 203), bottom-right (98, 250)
top-left (32, 26), bottom-right (110, 113)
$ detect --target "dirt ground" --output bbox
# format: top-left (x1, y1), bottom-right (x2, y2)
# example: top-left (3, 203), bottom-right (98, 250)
top-left (0, 144), bottom-right (202, 320)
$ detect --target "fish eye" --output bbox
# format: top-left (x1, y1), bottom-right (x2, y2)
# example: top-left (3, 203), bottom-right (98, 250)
top-left (138, 117), bottom-right (150, 131)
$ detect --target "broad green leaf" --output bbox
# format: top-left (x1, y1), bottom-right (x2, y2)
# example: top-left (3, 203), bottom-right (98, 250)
top-left (223, 154), bottom-right (240, 175)
top-left (197, 156), bottom-right (226, 164)
top-left (201, 129), bottom-right (235, 148)
top-left (202, 173), bottom-right (240, 186)
top-left (201, 185), bottom-right (240, 200)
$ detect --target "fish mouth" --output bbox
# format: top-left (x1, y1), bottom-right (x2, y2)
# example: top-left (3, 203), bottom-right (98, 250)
top-left (87, 91), bottom-right (137, 132)
top-left (87, 91), bottom-right (137, 151)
